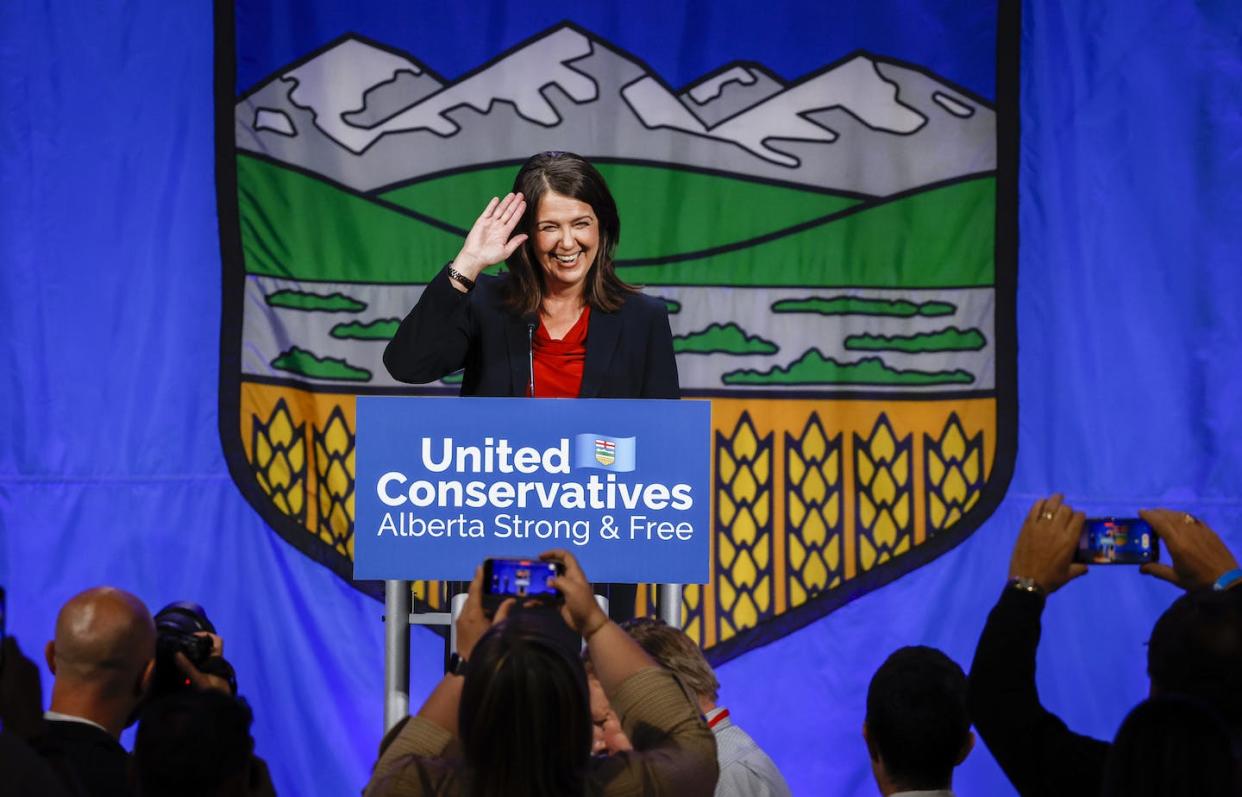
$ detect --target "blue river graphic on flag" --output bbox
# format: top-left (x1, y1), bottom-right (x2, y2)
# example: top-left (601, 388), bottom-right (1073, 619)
top-left (574, 433), bottom-right (637, 471)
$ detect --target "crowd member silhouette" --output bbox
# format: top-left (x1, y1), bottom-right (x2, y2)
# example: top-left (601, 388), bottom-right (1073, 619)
top-left (1099, 695), bottom-right (1239, 797)
top-left (37, 587), bottom-right (158, 797)
top-left (1, 636), bottom-right (79, 796)
top-left (864, 646), bottom-right (974, 797)
top-left (621, 617), bottom-right (792, 797)
top-left (132, 689), bottom-right (276, 797)
top-left (0, 587), bottom-right (257, 797)
top-left (365, 550), bottom-right (717, 797)
top-left (969, 495), bottom-right (1242, 796)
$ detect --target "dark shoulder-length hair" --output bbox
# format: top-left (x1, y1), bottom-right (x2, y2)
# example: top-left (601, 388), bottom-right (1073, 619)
top-left (503, 151), bottom-right (635, 315)
top-left (458, 611), bottom-right (593, 797)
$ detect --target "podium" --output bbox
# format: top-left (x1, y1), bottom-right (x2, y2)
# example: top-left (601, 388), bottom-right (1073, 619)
top-left (355, 397), bottom-right (711, 730)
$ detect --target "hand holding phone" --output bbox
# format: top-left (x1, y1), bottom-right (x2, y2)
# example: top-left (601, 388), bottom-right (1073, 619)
top-left (1137, 509), bottom-right (1239, 590)
top-left (1074, 518), bottom-right (1159, 565)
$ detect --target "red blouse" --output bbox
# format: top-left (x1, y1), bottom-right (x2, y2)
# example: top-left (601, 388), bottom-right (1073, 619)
top-left (529, 305), bottom-right (590, 398)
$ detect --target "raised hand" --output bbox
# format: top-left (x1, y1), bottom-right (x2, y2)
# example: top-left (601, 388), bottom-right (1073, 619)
top-left (452, 192), bottom-right (529, 281)
top-left (1139, 508), bottom-right (1238, 590)
top-left (1008, 493), bottom-right (1088, 594)
top-left (455, 566), bottom-right (515, 661)
top-left (542, 549), bottom-right (608, 639)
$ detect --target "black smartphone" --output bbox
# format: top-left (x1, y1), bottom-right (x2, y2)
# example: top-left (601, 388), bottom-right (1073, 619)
top-left (482, 557), bottom-right (564, 610)
top-left (1074, 518), bottom-right (1159, 564)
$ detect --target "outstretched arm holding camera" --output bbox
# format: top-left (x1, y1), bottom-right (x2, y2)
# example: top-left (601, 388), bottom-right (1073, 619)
top-left (367, 550), bottom-right (717, 797)
top-left (969, 495), bottom-right (1241, 797)
top-left (968, 495), bottom-right (1107, 797)
top-left (542, 549), bottom-right (658, 688)
top-left (544, 549), bottom-right (717, 792)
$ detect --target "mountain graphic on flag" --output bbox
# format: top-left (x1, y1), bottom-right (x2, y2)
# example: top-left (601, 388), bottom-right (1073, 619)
top-left (574, 434), bottom-right (637, 471)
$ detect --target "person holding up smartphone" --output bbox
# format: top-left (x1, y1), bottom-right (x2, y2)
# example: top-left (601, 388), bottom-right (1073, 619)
top-left (967, 494), bottom-right (1242, 797)
top-left (364, 549), bottom-right (718, 797)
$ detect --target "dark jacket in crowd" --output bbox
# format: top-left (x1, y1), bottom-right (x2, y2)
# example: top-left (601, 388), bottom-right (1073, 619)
top-left (968, 587), bottom-right (1110, 797)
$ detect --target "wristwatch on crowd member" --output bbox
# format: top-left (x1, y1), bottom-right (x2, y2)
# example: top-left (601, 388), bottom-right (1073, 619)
top-left (446, 652), bottom-right (469, 677)
top-left (1007, 577), bottom-right (1045, 596)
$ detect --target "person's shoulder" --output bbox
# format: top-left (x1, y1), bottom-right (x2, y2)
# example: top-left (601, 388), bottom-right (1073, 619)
top-left (716, 733), bottom-right (793, 797)
top-left (714, 721), bottom-right (765, 765)
top-left (615, 289), bottom-right (670, 319)
top-left (42, 719), bottom-right (121, 749)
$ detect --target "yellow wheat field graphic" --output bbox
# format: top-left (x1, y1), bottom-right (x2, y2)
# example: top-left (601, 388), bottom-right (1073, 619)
top-left (242, 381), bottom-right (994, 654)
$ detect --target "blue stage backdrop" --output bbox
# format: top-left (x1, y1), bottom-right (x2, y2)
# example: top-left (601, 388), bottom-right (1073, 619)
top-left (2, 2), bottom-right (1240, 796)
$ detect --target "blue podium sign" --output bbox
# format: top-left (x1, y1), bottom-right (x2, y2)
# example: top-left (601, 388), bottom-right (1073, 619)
top-left (354, 397), bottom-right (711, 583)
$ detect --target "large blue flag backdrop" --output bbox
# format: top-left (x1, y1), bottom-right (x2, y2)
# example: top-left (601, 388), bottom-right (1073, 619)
top-left (2, 2), bottom-right (1240, 796)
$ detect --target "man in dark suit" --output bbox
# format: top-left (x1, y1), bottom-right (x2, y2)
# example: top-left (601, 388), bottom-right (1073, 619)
top-left (37, 587), bottom-right (157, 797)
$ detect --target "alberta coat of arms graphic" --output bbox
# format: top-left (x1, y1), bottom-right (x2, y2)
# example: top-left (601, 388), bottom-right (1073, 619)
top-left (217, 5), bottom-right (1016, 663)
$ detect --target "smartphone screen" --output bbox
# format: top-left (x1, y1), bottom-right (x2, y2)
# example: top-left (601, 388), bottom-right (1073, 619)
top-left (484, 558), bottom-right (561, 601)
top-left (1075, 518), bottom-right (1158, 564)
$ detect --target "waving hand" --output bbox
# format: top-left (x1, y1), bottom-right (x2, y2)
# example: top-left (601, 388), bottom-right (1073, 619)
top-left (451, 192), bottom-right (528, 285)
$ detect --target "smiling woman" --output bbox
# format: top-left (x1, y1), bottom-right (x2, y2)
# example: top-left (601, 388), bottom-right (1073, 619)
top-left (383, 152), bottom-right (680, 402)
top-left (383, 152), bottom-right (680, 619)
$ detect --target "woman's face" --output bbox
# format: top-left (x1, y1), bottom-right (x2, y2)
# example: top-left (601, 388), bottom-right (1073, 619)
top-left (532, 190), bottom-right (599, 296)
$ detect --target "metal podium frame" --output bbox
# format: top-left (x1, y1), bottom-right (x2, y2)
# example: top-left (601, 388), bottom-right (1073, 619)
top-left (382, 579), bottom-right (683, 732)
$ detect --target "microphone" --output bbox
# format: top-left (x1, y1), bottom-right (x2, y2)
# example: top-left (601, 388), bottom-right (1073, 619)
top-left (523, 313), bottom-right (538, 398)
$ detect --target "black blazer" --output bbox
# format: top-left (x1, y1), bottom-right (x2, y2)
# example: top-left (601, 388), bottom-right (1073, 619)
top-left (32, 720), bottom-right (129, 797)
top-left (384, 266), bottom-right (680, 399)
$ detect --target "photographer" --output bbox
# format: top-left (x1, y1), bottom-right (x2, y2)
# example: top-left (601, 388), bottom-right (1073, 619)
top-left (968, 495), bottom-right (1242, 797)
top-left (148, 601), bottom-right (237, 700)
top-left (32, 588), bottom-right (244, 797)
top-left (365, 549), bottom-right (718, 797)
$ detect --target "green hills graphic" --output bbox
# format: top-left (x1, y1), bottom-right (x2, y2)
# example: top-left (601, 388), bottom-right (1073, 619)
top-left (238, 153), bottom-right (993, 288)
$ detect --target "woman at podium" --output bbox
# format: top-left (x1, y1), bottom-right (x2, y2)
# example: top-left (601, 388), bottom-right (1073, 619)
top-left (384, 151), bottom-right (679, 400)
top-left (385, 152), bottom-right (680, 618)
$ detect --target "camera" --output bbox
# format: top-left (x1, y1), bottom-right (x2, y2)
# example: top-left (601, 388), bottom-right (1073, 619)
top-left (149, 601), bottom-right (237, 699)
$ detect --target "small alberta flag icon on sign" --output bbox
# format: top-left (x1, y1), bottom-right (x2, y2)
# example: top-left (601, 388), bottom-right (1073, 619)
top-left (575, 434), bottom-right (636, 472)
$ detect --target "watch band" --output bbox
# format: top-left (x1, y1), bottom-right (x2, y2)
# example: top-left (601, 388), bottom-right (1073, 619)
top-left (446, 652), bottom-right (469, 676)
top-left (447, 264), bottom-right (476, 292)
top-left (1213, 568), bottom-right (1242, 592)
top-left (1007, 576), bottom-right (1045, 596)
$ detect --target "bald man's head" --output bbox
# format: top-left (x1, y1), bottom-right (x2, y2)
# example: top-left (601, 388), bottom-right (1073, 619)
top-left (48, 587), bottom-right (156, 699)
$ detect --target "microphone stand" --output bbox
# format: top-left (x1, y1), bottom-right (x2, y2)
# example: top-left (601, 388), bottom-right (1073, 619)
top-left (526, 320), bottom-right (536, 398)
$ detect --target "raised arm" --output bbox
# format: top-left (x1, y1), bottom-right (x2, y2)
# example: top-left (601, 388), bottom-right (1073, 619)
top-left (366, 568), bottom-right (514, 795)
top-left (541, 548), bottom-right (657, 690)
top-left (544, 549), bottom-right (718, 794)
top-left (383, 193), bottom-right (528, 384)
top-left (969, 494), bottom-right (1109, 797)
